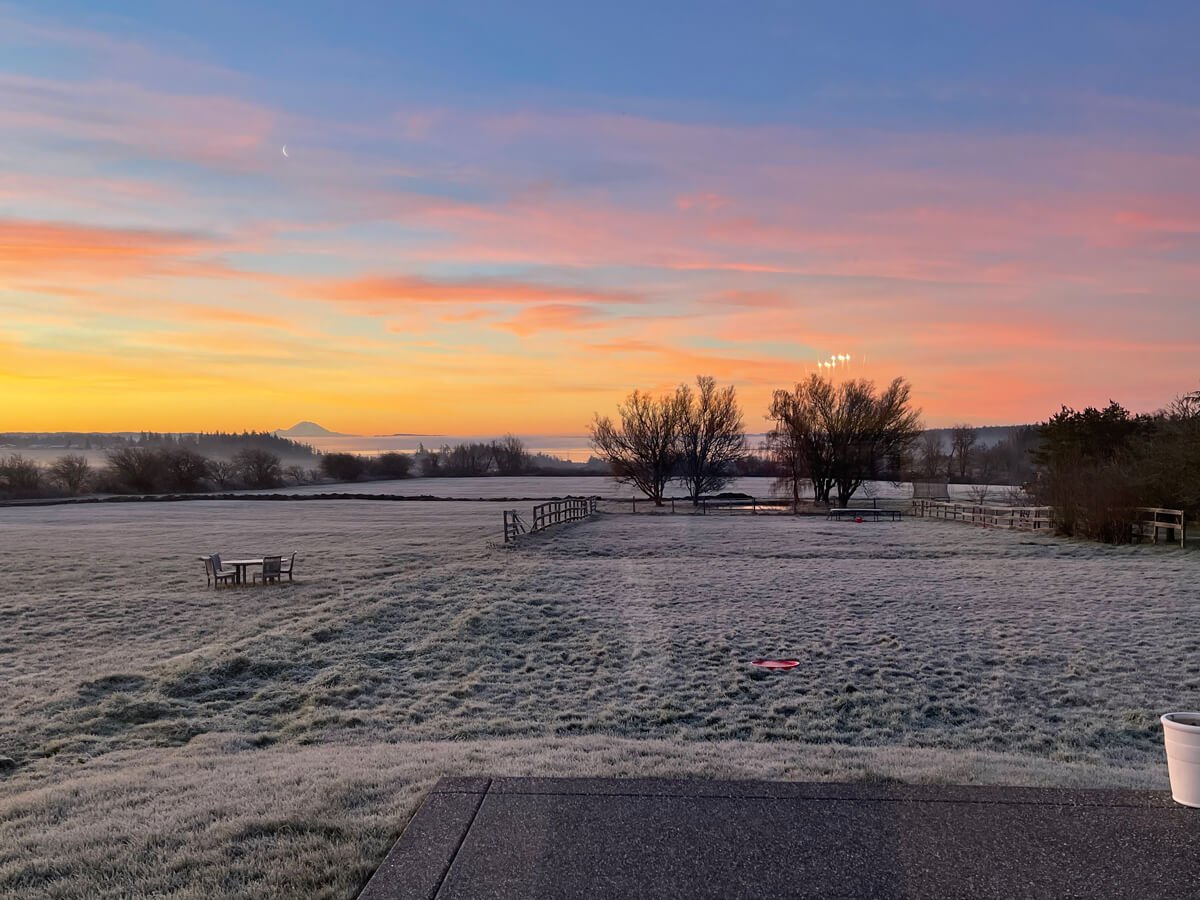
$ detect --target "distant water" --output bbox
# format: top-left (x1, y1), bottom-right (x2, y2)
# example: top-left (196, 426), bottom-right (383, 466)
top-left (299, 433), bottom-right (776, 462)
top-left (300, 434), bottom-right (599, 462)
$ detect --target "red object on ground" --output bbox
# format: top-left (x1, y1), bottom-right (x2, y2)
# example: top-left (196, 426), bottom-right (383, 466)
top-left (854, 516), bottom-right (864, 523)
top-left (751, 659), bottom-right (800, 670)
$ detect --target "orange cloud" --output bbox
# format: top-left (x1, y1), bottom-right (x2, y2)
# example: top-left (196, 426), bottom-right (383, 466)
top-left (0, 218), bottom-right (217, 279)
top-left (302, 274), bottom-right (638, 313)
top-left (494, 304), bottom-right (604, 336)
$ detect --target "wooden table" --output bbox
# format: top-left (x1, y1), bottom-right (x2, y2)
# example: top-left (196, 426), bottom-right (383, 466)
top-left (223, 558), bottom-right (264, 584)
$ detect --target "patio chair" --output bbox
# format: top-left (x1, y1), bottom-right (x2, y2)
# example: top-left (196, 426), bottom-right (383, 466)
top-left (278, 552), bottom-right (297, 581)
top-left (254, 555), bottom-right (283, 584)
top-left (202, 554), bottom-right (237, 588)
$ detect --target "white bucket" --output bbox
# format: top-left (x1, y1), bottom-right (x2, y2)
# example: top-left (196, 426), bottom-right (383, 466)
top-left (1161, 712), bottom-right (1200, 807)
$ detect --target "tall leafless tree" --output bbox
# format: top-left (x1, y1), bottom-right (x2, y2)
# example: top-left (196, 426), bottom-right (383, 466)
top-left (918, 431), bottom-right (946, 480)
top-left (590, 388), bottom-right (686, 506)
top-left (677, 376), bottom-right (747, 503)
top-left (767, 377), bottom-right (836, 504)
top-left (949, 423), bottom-right (979, 479)
top-left (491, 434), bottom-right (531, 476)
top-left (768, 375), bottom-right (922, 507)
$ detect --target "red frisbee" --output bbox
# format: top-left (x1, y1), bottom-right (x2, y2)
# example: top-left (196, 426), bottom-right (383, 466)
top-left (751, 659), bottom-right (800, 670)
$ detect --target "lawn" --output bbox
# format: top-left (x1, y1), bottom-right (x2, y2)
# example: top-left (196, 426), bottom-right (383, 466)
top-left (0, 500), bottom-right (1195, 898)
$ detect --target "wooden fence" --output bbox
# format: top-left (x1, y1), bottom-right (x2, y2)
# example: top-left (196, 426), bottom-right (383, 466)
top-left (1133, 507), bottom-right (1186, 548)
top-left (504, 496), bottom-right (598, 543)
top-left (532, 496), bottom-right (597, 531)
top-left (502, 509), bottom-right (528, 544)
top-left (913, 500), bottom-right (1188, 547)
top-left (911, 499), bottom-right (1054, 530)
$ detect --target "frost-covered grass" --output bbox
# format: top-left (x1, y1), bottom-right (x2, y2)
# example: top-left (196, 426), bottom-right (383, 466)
top-left (0, 502), bottom-right (1196, 898)
top-left (239, 474), bottom-right (1014, 502)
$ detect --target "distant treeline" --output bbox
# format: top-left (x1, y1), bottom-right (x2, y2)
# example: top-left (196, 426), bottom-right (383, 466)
top-left (0, 430), bottom-right (316, 459)
top-left (0, 434), bottom-right (608, 500)
top-left (0, 446), bottom-right (299, 498)
top-left (411, 436), bottom-right (608, 477)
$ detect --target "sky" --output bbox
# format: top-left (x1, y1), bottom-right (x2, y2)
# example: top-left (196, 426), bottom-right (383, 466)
top-left (2, 1), bottom-right (1198, 435)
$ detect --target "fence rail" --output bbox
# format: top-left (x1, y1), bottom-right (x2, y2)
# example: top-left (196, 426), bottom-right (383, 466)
top-left (911, 499), bottom-right (1055, 530)
top-left (532, 496), bottom-right (597, 531)
top-left (504, 496), bottom-right (598, 543)
top-left (912, 500), bottom-right (1188, 548)
top-left (502, 509), bottom-right (528, 544)
top-left (1133, 507), bottom-right (1186, 548)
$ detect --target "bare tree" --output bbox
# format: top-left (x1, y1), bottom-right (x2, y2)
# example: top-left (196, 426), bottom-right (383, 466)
top-left (949, 424), bottom-right (979, 479)
top-left (918, 431), bottom-right (946, 480)
top-left (491, 434), bottom-right (530, 476)
top-left (828, 377), bottom-right (923, 506)
top-left (105, 446), bottom-right (164, 493)
top-left (283, 464), bottom-right (308, 485)
top-left (767, 377), bottom-right (836, 504)
top-left (233, 448), bottom-right (282, 489)
top-left (49, 454), bottom-right (92, 495)
top-left (0, 454), bottom-right (43, 495)
top-left (966, 483), bottom-right (991, 504)
top-left (210, 459), bottom-right (239, 489)
top-left (158, 447), bottom-right (211, 492)
top-left (440, 442), bottom-right (493, 476)
top-left (590, 388), bottom-right (685, 506)
top-left (768, 375), bottom-right (922, 507)
top-left (677, 376), bottom-right (747, 503)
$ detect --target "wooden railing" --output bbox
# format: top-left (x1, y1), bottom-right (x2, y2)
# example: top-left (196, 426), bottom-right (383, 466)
top-left (531, 496), bottom-right (597, 531)
top-left (504, 496), bottom-right (598, 543)
top-left (502, 509), bottom-right (528, 544)
top-left (911, 499), bottom-right (1054, 531)
top-left (1134, 507), bottom-right (1186, 548)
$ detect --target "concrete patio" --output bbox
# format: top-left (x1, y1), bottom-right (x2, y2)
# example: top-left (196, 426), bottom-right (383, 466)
top-left (359, 776), bottom-right (1198, 899)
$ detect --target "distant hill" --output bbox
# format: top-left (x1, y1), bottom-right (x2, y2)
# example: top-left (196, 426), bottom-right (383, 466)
top-left (276, 421), bottom-right (347, 437)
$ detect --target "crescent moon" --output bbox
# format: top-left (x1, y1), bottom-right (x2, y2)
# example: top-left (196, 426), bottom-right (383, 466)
top-left (282, 145), bottom-right (288, 157)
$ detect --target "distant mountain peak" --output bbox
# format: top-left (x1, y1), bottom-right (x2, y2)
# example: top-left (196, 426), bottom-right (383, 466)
top-left (276, 421), bottom-right (346, 437)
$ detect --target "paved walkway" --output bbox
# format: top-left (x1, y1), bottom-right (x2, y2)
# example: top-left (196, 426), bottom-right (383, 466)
top-left (359, 776), bottom-right (1198, 899)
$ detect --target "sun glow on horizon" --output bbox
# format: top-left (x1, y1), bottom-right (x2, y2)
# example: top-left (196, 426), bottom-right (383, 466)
top-left (1, 5), bottom-right (1197, 434)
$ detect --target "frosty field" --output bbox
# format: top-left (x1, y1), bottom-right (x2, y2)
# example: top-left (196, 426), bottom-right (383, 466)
top-left (0, 500), bottom-right (1196, 899)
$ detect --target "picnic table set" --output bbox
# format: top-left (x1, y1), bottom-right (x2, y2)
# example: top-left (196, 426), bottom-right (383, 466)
top-left (200, 552), bottom-right (296, 587)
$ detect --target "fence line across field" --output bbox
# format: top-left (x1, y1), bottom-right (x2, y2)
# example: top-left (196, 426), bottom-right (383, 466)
top-left (912, 499), bottom-right (1186, 547)
top-left (503, 496), bottom-right (599, 543)
top-left (911, 499), bottom-right (1055, 530)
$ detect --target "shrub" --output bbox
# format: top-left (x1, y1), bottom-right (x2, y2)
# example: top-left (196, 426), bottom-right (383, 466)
top-left (105, 447), bottom-right (166, 493)
top-left (320, 453), bottom-right (366, 482)
top-left (0, 454), bottom-right (42, 497)
top-left (233, 448), bottom-right (282, 489)
top-left (49, 454), bottom-right (92, 495)
top-left (158, 447), bottom-right (211, 492)
top-left (369, 452), bottom-right (412, 479)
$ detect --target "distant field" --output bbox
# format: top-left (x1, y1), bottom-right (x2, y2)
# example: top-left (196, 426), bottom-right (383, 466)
top-left (240, 474), bottom-right (1014, 502)
top-left (0, 502), bottom-right (1194, 899)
